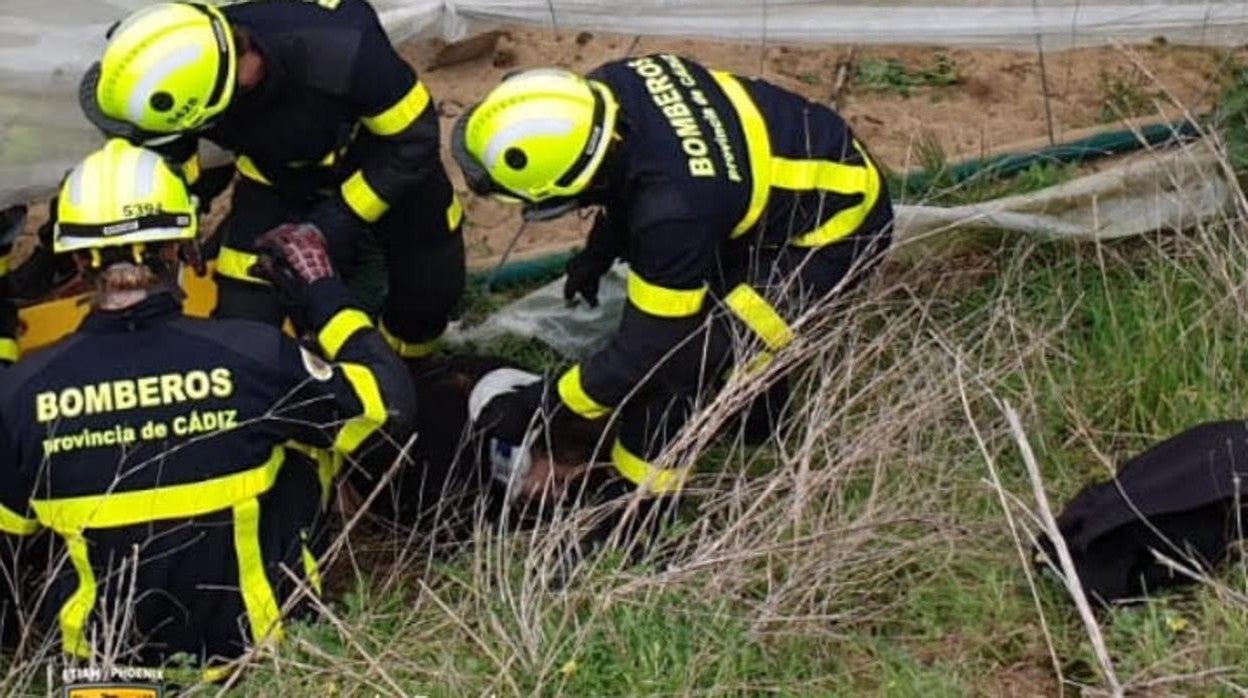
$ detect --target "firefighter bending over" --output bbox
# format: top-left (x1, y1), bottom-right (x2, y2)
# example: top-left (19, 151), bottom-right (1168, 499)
top-left (81, 0), bottom-right (464, 362)
top-left (0, 140), bottom-right (415, 669)
top-left (453, 54), bottom-right (894, 513)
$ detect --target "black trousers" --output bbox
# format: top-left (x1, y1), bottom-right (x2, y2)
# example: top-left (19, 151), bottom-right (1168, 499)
top-left (613, 194), bottom-right (895, 480)
top-left (214, 175), bottom-right (465, 350)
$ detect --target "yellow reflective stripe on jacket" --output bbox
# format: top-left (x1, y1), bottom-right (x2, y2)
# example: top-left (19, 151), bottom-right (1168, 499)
top-left (236, 155), bottom-right (273, 186)
top-left (378, 322), bottom-right (438, 359)
top-left (711, 71), bottom-right (771, 238)
top-left (611, 440), bottom-right (688, 494)
top-left (233, 497), bottom-right (284, 645)
top-left (447, 194), bottom-right (464, 231)
top-left (781, 143), bottom-right (882, 248)
top-left (30, 446), bottom-right (286, 533)
top-left (182, 153), bottom-right (202, 185)
top-left (724, 284), bottom-right (793, 352)
top-left (317, 308), bottom-right (373, 360)
top-left (334, 363), bottom-right (386, 454)
top-left (362, 81), bottom-right (432, 136)
top-left (216, 246), bottom-right (270, 285)
top-left (557, 365), bottom-right (610, 419)
top-left (60, 532), bottom-right (96, 658)
top-left (0, 504), bottom-right (37, 535)
top-left (0, 338), bottom-right (19, 365)
top-left (0, 254), bottom-right (9, 278)
top-left (627, 271), bottom-right (707, 318)
top-left (341, 171), bottom-right (389, 223)
top-left (300, 538), bottom-right (324, 596)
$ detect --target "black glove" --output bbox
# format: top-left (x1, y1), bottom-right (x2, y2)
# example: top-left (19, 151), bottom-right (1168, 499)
top-left (563, 211), bottom-right (622, 308)
top-left (0, 204), bottom-right (25, 252)
top-left (306, 197), bottom-right (366, 268)
top-left (249, 223), bottom-right (336, 308)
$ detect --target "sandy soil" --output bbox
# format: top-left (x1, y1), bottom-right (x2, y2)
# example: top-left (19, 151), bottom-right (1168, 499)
top-left (16, 31), bottom-right (1244, 272)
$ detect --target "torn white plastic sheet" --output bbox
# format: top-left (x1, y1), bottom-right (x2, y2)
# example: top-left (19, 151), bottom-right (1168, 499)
top-left (449, 141), bottom-right (1233, 359)
top-left (4, 1), bottom-right (1248, 206)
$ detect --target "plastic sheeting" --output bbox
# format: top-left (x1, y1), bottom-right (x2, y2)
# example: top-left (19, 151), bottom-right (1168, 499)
top-left (451, 141), bottom-right (1232, 358)
top-left (3, 1), bottom-right (1248, 206)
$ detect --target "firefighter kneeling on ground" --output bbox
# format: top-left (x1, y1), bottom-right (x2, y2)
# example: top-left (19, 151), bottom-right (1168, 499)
top-left (452, 54), bottom-right (894, 549)
top-left (81, 0), bottom-right (465, 363)
top-left (0, 140), bottom-right (415, 672)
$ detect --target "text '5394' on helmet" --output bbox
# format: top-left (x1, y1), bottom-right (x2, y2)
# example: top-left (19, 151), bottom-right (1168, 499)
top-left (451, 68), bottom-right (620, 205)
top-left (81, 2), bottom-right (237, 136)
top-left (54, 139), bottom-right (197, 260)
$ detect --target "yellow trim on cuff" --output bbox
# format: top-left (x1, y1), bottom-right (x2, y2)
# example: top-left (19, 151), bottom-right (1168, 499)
top-left (362, 81), bottom-right (432, 136)
top-left (557, 365), bottom-right (611, 419)
top-left (216, 246), bottom-right (270, 286)
top-left (317, 308), bottom-right (373, 360)
top-left (334, 363), bottom-right (387, 454)
top-left (341, 171), bottom-right (389, 223)
top-left (724, 284), bottom-right (793, 352)
top-left (611, 440), bottom-right (688, 494)
top-left (627, 271), bottom-right (707, 318)
top-left (379, 322), bottom-right (439, 359)
top-left (0, 338), bottom-right (19, 365)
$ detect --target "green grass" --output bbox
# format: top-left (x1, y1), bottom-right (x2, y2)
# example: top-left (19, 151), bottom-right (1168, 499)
top-left (854, 54), bottom-right (962, 98)
top-left (202, 230), bottom-right (1248, 696)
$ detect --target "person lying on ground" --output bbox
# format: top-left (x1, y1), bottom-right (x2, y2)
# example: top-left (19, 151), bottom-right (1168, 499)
top-left (0, 140), bottom-right (415, 673)
top-left (451, 54), bottom-right (895, 548)
top-left (81, 0), bottom-right (465, 364)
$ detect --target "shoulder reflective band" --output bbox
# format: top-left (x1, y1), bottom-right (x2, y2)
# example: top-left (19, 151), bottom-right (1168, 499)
top-left (627, 271), bottom-right (707, 318)
top-left (557, 365), bottom-right (611, 419)
top-left (215, 246), bottom-right (270, 285)
top-left (30, 446), bottom-right (286, 533)
top-left (235, 155), bottom-right (273, 185)
top-left (233, 496), bottom-right (284, 645)
top-left (59, 532), bottom-right (96, 658)
top-left (334, 363), bottom-right (386, 454)
top-left (787, 142), bottom-right (883, 248)
top-left (724, 284), bottom-right (793, 352)
top-left (0, 338), bottom-right (18, 365)
top-left (447, 194), bottom-right (464, 231)
top-left (362, 81), bottom-right (431, 137)
top-left (0, 503), bottom-right (37, 535)
top-left (341, 171), bottom-right (389, 223)
top-left (711, 71), bottom-right (771, 238)
top-left (318, 308), bottom-right (373, 360)
top-left (378, 322), bottom-right (438, 359)
top-left (611, 439), bottom-right (688, 494)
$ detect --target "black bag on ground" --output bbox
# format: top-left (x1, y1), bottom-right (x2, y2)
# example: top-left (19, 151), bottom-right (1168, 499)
top-left (1037, 419), bottom-right (1248, 605)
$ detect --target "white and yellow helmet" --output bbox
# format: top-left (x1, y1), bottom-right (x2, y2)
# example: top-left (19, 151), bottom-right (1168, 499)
top-left (54, 139), bottom-right (197, 261)
top-left (82, 2), bottom-right (237, 136)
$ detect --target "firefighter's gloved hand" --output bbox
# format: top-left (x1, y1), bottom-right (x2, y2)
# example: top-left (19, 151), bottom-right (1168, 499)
top-left (306, 197), bottom-right (365, 268)
top-left (250, 223), bottom-right (336, 306)
top-left (0, 204), bottom-right (26, 254)
top-left (563, 211), bottom-right (622, 308)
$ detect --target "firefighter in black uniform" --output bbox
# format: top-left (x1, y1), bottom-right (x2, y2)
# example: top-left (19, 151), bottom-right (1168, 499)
top-left (80, 0), bottom-right (464, 361)
top-left (0, 140), bottom-right (415, 668)
top-left (0, 205), bottom-right (23, 367)
top-left (452, 55), bottom-right (893, 499)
